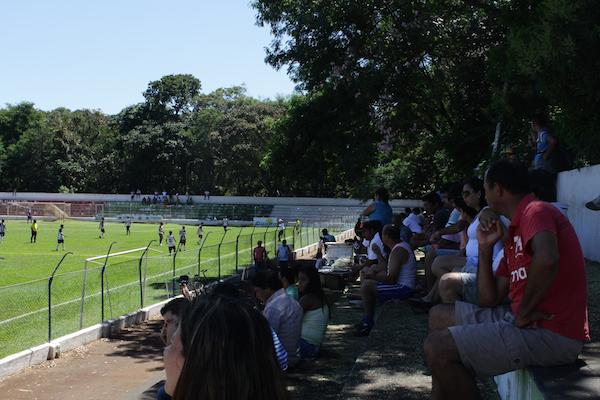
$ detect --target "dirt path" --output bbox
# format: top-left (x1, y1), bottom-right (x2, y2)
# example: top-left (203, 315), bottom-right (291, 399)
top-left (0, 320), bottom-right (165, 400)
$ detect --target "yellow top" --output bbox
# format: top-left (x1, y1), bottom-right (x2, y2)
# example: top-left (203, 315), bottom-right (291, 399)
top-left (32, 223), bottom-right (38, 232)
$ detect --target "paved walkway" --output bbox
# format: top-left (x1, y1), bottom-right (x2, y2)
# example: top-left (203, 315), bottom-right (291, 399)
top-left (0, 320), bottom-right (165, 400)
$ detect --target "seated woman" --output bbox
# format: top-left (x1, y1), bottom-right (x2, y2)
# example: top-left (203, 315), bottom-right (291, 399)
top-left (354, 223), bottom-right (417, 337)
top-left (297, 265), bottom-right (330, 360)
top-left (161, 292), bottom-right (288, 400)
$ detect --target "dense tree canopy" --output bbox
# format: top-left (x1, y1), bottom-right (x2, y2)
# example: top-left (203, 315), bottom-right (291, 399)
top-left (1, 2), bottom-right (599, 198)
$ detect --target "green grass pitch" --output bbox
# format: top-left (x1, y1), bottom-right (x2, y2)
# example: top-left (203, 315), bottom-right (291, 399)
top-left (0, 219), bottom-right (325, 358)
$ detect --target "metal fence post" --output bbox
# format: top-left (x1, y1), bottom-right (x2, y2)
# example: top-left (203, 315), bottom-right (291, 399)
top-left (217, 231), bottom-right (227, 280)
top-left (235, 228), bottom-right (242, 273)
top-left (172, 242), bottom-right (182, 297)
top-left (101, 242), bottom-right (117, 322)
top-left (197, 232), bottom-right (211, 276)
top-left (138, 240), bottom-right (155, 308)
top-left (48, 252), bottom-right (72, 342)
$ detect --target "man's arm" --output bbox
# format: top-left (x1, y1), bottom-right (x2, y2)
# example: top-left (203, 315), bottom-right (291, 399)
top-left (430, 220), bottom-right (469, 243)
top-left (515, 231), bottom-right (559, 327)
top-left (361, 204), bottom-right (376, 217)
top-left (543, 135), bottom-right (558, 160)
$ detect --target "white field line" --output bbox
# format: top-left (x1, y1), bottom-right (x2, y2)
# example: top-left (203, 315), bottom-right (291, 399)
top-left (0, 246), bottom-right (248, 326)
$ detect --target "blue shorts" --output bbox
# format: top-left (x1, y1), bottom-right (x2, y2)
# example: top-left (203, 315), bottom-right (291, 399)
top-left (298, 337), bottom-right (320, 360)
top-left (376, 282), bottom-right (413, 303)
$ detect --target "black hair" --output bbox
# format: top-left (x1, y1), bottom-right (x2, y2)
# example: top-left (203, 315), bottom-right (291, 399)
top-left (412, 207), bottom-right (421, 214)
top-left (529, 169), bottom-right (557, 202)
top-left (297, 264), bottom-right (329, 312)
top-left (443, 182), bottom-right (462, 200)
top-left (422, 191), bottom-right (442, 206)
top-left (381, 224), bottom-right (401, 243)
top-left (485, 160), bottom-right (530, 195)
top-left (160, 297), bottom-right (190, 317)
top-left (321, 228), bottom-right (329, 235)
top-left (374, 187), bottom-right (390, 203)
top-left (464, 177), bottom-right (487, 209)
top-left (362, 219), bottom-right (383, 234)
top-left (251, 270), bottom-right (283, 291)
top-left (531, 111), bottom-right (548, 127)
top-left (280, 266), bottom-right (297, 283)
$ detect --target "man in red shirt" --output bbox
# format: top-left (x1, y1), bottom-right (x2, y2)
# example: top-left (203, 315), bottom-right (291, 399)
top-left (253, 240), bottom-right (267, 272)
top-left (424, 160), bottom-right (589, 399)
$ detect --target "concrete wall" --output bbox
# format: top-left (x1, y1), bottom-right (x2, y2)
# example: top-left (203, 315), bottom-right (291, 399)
top-left (557, 164), bottom-right (600, 262)
top-left (0, 192), bottom-right (420, 208)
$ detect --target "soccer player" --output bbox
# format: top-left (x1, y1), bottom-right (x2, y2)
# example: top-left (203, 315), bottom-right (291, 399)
top-left (179, 226), bottom-right (187, 252)
top-left (197, 222), bottom-right (203, 244)
top-left (27, 208), bottom-right (32, 224)
top-left (30, 219), bottom-right (38, 243)
top-left (278, 219), bottom-right (285, 241)
top-left (0, 219), bottom-right (6, 243)
top-left (125, 218), bottom-right (132, 236)
top-left (99, 217), bottom-right (105, 239)
top-left (158, 222), bottom-right (165, 245)
top-left (167, 231), bottom-right (176, 255)
top-left (223, 217), bottom-right (228, 232)
top-left (56, 224), bottom-right (65, 251)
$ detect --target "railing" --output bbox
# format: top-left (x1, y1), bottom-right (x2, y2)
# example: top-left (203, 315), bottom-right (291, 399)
top-left (0, 218), bottom-right (355, 360)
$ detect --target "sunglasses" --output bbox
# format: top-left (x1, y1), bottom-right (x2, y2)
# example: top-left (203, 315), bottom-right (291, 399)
top-left (462, 190), bottom-right (473, 197)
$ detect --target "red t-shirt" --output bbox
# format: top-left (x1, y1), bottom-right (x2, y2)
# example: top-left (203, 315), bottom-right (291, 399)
top-left (254, 246), bottom-right (266, 262)
top-left (496, 194), bottom-right (590, 341)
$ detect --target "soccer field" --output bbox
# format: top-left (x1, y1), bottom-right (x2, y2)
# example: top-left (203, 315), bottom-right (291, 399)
top-left (0, 219), bottom-right (327, 359)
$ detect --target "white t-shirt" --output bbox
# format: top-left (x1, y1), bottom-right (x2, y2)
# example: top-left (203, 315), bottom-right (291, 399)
top-left (167, 235), bottom-right (176, 247)
top-left (403, 213), bottom-right (423, 234)
top-left (441, 208), bottom-right (462, 243)
top-left (393, 241), bottom-right (417, 288)
top-left (464, 213), bottom-right (509, 273)
top-left (197, 226), bottom-right (203, 236)
top-left (362, 232), bottom-right (386, 261)
top-left (57, 229), bottom-right (64, 241)
top-left (223, 219), bottom-right (228, 226)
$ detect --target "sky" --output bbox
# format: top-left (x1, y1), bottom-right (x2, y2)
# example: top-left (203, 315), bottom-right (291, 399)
top-left (0, 1), bottom-right (296, 114)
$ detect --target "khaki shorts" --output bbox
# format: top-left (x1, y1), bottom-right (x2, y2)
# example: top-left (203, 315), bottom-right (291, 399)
top-left (448, 301), bottom-right (583, 376)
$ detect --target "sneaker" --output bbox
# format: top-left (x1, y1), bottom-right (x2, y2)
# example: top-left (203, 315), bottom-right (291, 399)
top-left (585, 195), bottom-right (600, 211)
top-left (353, 322), bottom-right (373, 337)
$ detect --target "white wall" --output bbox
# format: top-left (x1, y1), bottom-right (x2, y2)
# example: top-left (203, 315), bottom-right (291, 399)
top-left (0, 192), bottom-right (421, 208)
top-left (557, 164), bottom-right (600, 262)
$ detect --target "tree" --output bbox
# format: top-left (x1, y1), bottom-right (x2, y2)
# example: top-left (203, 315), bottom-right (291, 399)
top-left (143, 74), bottom-right (202, 118)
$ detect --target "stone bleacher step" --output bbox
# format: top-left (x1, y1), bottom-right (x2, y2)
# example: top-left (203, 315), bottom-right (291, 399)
top-left (338, 301), bottom-right (431, 400)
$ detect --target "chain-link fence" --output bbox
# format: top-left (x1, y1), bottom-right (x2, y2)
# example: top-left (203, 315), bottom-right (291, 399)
top-left (0, 219), bottom-right (355, 359)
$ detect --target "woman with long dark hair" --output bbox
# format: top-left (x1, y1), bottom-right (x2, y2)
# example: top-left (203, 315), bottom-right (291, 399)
top-left (297, 265), bottom-right (330, 360)
top-left (162, 294), bottom-right (289, 400)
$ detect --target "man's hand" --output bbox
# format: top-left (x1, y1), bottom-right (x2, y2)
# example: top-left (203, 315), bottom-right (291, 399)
top-left (371, 243), bottom-right (382, 256)
top-left (430, 231), bottom-right (442, 243)
top-left (180, 283), bottom-right (192, 301)
top-left (478, 208), bottom-right (500, 231)
top-left (514, 310), bottom-right (554, 328)
top-left (476, 219), bottom-right (503, 248)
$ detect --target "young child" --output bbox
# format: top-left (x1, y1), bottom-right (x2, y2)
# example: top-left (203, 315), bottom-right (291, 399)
top-left (56, 224), bottom-right (65, 251)
top-left (167, 231), bottom-right (176, 254)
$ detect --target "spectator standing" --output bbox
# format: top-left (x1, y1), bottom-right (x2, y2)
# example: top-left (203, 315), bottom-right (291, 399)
top-left (204, 190), bottom-right (210, 200)
top-left (0, 219), bottom-right (6, 243)
top-left (251, 270), bottom-right (303, 368)
top-left (361, 187), bottom-right (394, 226)
top-left (530, 112), bottom-right (558, 173)
top-left (424, 160), bottom-right (589, 399)
top-left (253, 240), bottom-right (267, 272)
top-left (297, 265), bottom-right (330, 359)
top-left (321, 229), bottom-right (336, 243)
top-left (276, 240), bottom-right (292, 272)
top-left (179, 227), bottom-right (186, 252)
top-left (167, 231), bottom-right (176, 255)
top-left (223, 217), bottom-right (228, 232)
top-left (56, 224), bottom-right (65, 251)
top-left (158, 222), bottom-right (164, 245)
top-left (30, 219), bottom-right (38, 243)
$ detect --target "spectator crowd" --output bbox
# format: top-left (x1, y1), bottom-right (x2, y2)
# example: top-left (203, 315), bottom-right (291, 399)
top-left (151, 116), bottom-right (593, 399)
